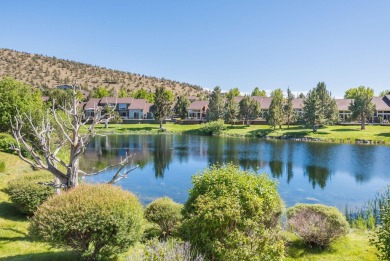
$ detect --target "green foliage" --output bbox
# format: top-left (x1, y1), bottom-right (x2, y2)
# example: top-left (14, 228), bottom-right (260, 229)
top-left (118, 87), bottom-right (128, 98)
top-left (239, 95), bottom-right (261, 126)
top-left (174, 95), bottom-right (191, 120)
top-left (206, 86), bottom-right (225, 121)
top-left (131, 88), bottom-right (155, 103)
top-left (370, 185), bottom-right (390, 260)
top-left (303, 82), bottom-right (338, 129)
top-left (224, 92), bottom-right (239, 124)
top-left (268, 89), bottom-right (285, 129)
top-left (227, 87), bottom-right (240, 97)
top-left (287, 204), bottom-right (350, 248)
top-left (182, 164), bottom-right (285, 260)
top-left (29, 184), bottom-right (144, 260)
top-left (348, 86), bottom-right (375, 130)
top-left (0, 77), bottom-right (44, 132)
top-left (0, 160), bottom-right (5, 172)
top-left (199, 120), bottom-right (226, 136)
top-left (285, 87), bottom-right (295, 128)
top-left (127, 238), bottom-right (205, 261)
top-left (251, 87), bottom-right (267, 97)
top-left (91, 85), bottom-right (111, 98)
top-left (379, 90), bottom-right (390, 97)
top-left (6, 171), bottom-right (54, 215)
top-left (145, 197), bottom-right (183, 239)
top-left (154, 86), bottom-right (174, 128)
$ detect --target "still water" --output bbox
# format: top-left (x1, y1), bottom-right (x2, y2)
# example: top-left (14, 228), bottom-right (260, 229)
top-left (81, 134), bottom-right (390, 209)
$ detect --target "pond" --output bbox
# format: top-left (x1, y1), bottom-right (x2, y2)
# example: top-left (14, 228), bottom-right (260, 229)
top-left (81, 134), bottom-right (390, 209)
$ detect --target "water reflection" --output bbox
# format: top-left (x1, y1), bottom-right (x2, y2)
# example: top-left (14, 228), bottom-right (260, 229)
top-left (81, 134), bottom-right (390, 207)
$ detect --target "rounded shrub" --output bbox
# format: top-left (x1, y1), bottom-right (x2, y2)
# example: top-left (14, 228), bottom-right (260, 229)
top-left (6, 171), bottom-right (55, 215)
top-left (199, 120), bottom-right (226, 136)
top-left (287, 204), bottom-right (350, 248)
top-left (182, 164), bottom-right (285, 260)
top-left (145, 197), bottom-right (183, 238)
top-left (29, 184), bottom-right (144, 261)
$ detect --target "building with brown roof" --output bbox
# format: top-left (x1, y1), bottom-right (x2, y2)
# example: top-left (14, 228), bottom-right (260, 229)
top-left (187, 100), bottom-right (209, 121)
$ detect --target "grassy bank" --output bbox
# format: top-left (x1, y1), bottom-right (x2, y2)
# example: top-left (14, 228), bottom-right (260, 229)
top-left (0, 151), bottom-right (379, 260)
top-left (91, 123), bottom-right (390, 144)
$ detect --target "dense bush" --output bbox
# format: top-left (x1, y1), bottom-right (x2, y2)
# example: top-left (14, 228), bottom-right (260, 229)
top-left (145, 197), bottom-right (183, 238)
top-left (287, 204), bottom-right (350, 248)
top-left (370, 186), bottom-right (390, 260)
top-left (182, 164), bottom-right (285, 260)
top-left (199, 120), bottom-right (226, 136)
top-left (6, 171), bottom-right (54, 215)
top-left (127, 238), bottom-right (205, 261)
top-left (29, 184), bottom-right (144, 261)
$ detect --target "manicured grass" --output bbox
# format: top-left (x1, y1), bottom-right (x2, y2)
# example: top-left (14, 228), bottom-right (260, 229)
top-left (284, 230), bottom-right (377, 261)
top-left (90, 123), bottom-right (390, 144)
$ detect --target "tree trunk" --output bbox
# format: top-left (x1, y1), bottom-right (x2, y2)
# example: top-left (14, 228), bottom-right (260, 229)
top-left (361, 113), bottom-right (365, 130)
top-left (67, 159), bottom-right (79, 189)
top-left (159, 120), bottom-right (163, 129)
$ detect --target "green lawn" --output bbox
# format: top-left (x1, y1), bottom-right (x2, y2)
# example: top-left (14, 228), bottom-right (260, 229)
top-left (0, 151), bottom-right (380, 260)
top-left (91, 123), bottom-right (390, 144)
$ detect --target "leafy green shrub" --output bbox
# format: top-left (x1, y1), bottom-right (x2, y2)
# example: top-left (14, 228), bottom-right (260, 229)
top-left (29, 184), bottom-right (144, 261)
top-left (145, 197), bottom-right (183, 239)
top-left (287, 204), bottom-right (350, 248)
top-left (199, 120), bottom-right (226, 136)
top-left (0, 160), bottom-right (5, 172)
top-left (127, 238), bottom-right (205, 261)
top-left (6, 171), bottom-right (54, 215)
top-left (370, 185), bottom-right (390, 260)
top-left (182, 164), bottom-right (285, 260)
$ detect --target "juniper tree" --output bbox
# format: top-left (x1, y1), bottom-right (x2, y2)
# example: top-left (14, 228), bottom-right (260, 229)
top-left (174, 95), bottom-right (191, 120)
top-left (285, 87), bottom-right (295, 129)
top-left (239, 95), bottom-right (261, 126)
top-left (154, 86), bottom-right (174, 129)
top-left (268, 89), bottom-right (285, 130)
top-left (207, 86), bottom-right (225, 121)
top-left (224, 92), bottom-right (239, 125)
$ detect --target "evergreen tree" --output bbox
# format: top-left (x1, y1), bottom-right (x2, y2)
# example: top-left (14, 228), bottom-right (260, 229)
top-left (268, 89), bottom-right (285, 130)
top-left (348, 86), bottom-right (375, 130)
top-left (284, 87), bottom-right (295, 129)
top-left (225, 92), bottom-right (239, 125)
top-left (251, 87), bottom-right (267, 97)
top-left (227, 87), bottom-right (240, 97)
top-left (207, 86), bottom-right (225, 121)
top-left (174, 95), bottom-right (191, 120)
top-left (239, 95), bottom-right (261, 126)
top-left (379, 90), bottom-right (390, 97)
top-left (153, 87), bottom-right (174, 129)
top-left (303, 82), bottom-right (338, 130)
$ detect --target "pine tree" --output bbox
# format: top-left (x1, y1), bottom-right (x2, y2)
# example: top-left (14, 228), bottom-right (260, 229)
top-left (174, 95), bottom-right (191, 120)
top-left (268, 89), bottom-right (285, 130)
top-left (154, 86), bottom-right (174, 129)
top-left (239, 95), bottom-right (261, 126)
top-left (207, 86), bottom-right (225, 121)
top-left (285, 87), bottom-right (295, 129)
top-left (225, 92), bottom-right (239, 125)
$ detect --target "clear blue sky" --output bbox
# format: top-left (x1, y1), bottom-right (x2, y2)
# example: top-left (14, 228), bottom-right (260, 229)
top-left (1, 0), bottom-right (389, 97)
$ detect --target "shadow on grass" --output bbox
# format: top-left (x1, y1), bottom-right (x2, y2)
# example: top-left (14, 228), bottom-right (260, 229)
top-left (331, 128), bottom-right (361, 132)
top-left (247, 128), bottom-right (274, 137)
top-left (376, 132), bottom-right (390, 137)
top-left (226, 125), bottom-right (248, 130)
top-left (0, 251), bottom-right (78, 261)
top-left (0, 202), bottom-right (26, 222)
top-left (286, 239), bottom-right (336, 259)
top-left (116, 126), bottom-right (157, 132)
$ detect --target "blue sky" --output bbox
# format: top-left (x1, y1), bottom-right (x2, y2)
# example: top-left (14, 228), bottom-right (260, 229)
top-left (1, 0), bottom-right (389, 97)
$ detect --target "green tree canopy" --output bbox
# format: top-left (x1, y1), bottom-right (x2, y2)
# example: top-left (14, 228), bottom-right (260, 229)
top-left (174, 95), bottom-right (191, 120)
top-left (344, 88), bottom-right (360, 99)
top-left (153, 86), bottom-right (174, 129)
top-left (91, 86), bottom-right (111, 98)
top-left (348, 86), bottom-right (375, 130)
top-left (224, 92), bottom-right (239, 125)
top-left (285, 87), bottom-right (295, 128)
top-left (239, 95), bottom-right (261, 126)
top-left (303, 82), bottom-right (338, 130)
top-left (118, 87), bottom-right (128, 98)
top-left (379, 89), bottom-right (390, 97)
top-left (130, 88), bottom-right (155, 103)
top-left (268, 89), bottom-right (285, 129)
top-left (227, 87), bottom-right (240, 97)
top-left (0, 77), bottom-right (44, 132)
top-left (251, 87), bottom-right (267, 97)
top-left (206, 86), bottom-right (225, 121)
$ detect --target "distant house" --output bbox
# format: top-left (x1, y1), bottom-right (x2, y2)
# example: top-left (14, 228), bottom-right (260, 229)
top-left (188, 96), bottom-right (200, 103)
top-left (335, 99), bottom-right (353, 122)
top-left (187, 100), bottom-right (209, 121)
top-left (83, 97), bottom-right (153, 120)
top-left (371, 95), bottom-right (390, 122)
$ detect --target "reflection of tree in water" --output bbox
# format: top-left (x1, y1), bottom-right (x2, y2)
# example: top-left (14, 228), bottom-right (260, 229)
top-left (174, 135), bottom-right (189, 163)
top-left (207, 137), bottom-right (225, 166)
top-left (269, 160), bottom-right (283, 178)
top-left (152, 135), bottom-right (173, 178)
top-left (287, 161), bottom-right (293, 184)
top-left (305, 165), bottom-right (331, 189)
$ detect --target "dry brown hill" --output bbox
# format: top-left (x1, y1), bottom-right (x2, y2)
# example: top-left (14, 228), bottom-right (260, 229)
top-left (0, 48), bottom-right (207, 96)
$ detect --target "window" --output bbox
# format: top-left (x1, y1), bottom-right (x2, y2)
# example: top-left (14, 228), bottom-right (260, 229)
top-left (118, 104), bottom-right (127, 110)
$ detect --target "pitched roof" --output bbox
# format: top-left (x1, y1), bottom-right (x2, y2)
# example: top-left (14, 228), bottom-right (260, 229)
top-left (372, 97), bottom-right (390, 111)
top-left (128, 99), bottom-right (148, 110)
top-left (188, 100), bottom-right (209, 110)
top-left (100, 97), bottom-right (134, 104)
top-left (335, 99), bottom-right (352, 111)
top-left (84, 98), bottom-right (101, 110)
top-left (292, 98), bottom-right (304, 109)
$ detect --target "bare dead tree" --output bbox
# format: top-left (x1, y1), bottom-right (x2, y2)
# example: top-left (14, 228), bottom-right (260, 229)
top-left (10, 83), bottom-right (136, 192)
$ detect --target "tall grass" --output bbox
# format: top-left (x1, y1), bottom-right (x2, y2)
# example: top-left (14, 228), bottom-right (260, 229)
top-left (345, 185), bottom-right (390, 230)
top-left (0, 160), bottom-right (5, 172)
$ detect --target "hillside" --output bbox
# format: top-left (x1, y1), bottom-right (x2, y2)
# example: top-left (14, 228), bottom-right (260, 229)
top-left (0, 48), bottom-right (206, 96)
